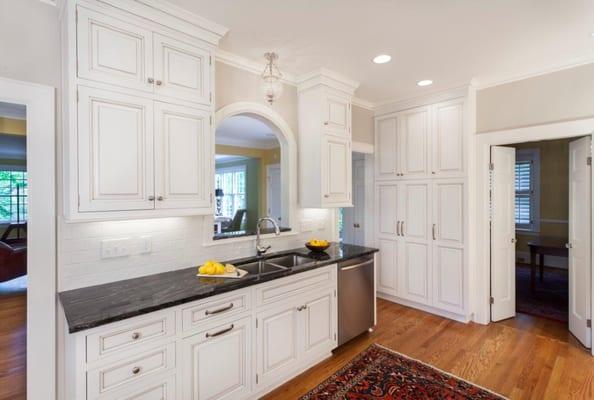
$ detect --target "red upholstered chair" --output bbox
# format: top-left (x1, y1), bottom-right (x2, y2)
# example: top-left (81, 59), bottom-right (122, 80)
top-left (0, 240), bottom-right (27, 283)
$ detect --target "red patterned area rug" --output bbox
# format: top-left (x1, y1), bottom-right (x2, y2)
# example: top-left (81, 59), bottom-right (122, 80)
top-left (301, 344), bottom-right (507, 400)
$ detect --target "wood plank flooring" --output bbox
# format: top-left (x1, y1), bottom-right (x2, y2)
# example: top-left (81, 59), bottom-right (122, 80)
top-left (0, 292), bottom-right (26, 400)
top-left (263, 298), bottom-right (594, 400)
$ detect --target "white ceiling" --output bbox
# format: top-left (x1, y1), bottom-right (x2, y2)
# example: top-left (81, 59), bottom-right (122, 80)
top-left (170, 0), bottom-right (594, 103)
top-left (216, 115), bottom-right (280, 149)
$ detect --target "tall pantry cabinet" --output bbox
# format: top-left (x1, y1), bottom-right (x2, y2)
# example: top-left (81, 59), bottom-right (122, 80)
top-left (374, 96), bottom-right (470, 320)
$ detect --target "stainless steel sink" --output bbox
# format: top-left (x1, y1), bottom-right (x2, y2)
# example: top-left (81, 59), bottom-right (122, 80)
top-left (238, 260), bottom-right (288, 275)
top-left (265, 254), bottom-right (314, 268)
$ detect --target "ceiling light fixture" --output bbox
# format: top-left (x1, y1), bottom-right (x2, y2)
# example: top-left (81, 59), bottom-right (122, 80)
top-left (372, 54), bottom-right (392, 64)
top-left (417, 80), bottom-right (433, 87)
top-left (261, 52), bottom-right (283, 106)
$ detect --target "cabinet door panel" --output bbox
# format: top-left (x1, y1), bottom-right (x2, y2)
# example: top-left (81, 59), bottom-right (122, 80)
top-left (154, 34), bottom-right (211, 105)
top-left (432, 100), bottom-right (464, 177)
top-left (433, 181), bottom-right (464, 245)
top-left (376, 183), bottom-right (398, 237)
top-left (302, 290), bottom-right (335, 356)
top-left (375, 117), bottom-right (398, 178)
top-left (154, 102), bottom-right (211, 210)
top-left (323, 93), bottom-right (350, 137)
top-left (322, 135), bottom-right (351, 205)
top-left (77, 7), bottom-right (153, 92)
top-left (377, 238), bottom-right (398, 295)
top-left (433, 246), bottom-right (464, 313)
top-left (402, 183), bottom-right (429, 240)
top-left (182, 317), bottom-right (251, 400)
top-left (256, 304), bottom-right (299, 387)
top-left (400, 107), bottom-right (429, 177)
top-left (403, 242), bottom-right (431, 304)
top-left (77, 86), bottom-right (154, 211)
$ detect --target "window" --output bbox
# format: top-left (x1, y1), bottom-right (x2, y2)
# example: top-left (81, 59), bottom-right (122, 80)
top-left (515, 149), bottom-right (540, 232)
top-left (0, 170), bottom-right (28, 223)
top-left (215, 165), bottom-right (246, 219)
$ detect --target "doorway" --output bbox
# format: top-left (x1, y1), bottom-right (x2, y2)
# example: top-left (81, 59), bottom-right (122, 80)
top-left (490, 135), bottom-right (592, 348)
top-left (340, 152), bottom-right (366, 245)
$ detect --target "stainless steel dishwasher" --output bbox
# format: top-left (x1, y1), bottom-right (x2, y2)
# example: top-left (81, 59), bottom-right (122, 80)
top-left (337, 255), bottom-right (375, 346)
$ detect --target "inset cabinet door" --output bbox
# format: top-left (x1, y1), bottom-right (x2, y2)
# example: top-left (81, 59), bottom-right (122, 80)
top-left (432, 99), bottom-right (465, 177)
top-left (154, 102), bottom-right (212, 211)
top-left (301, 289), bottom-right (336, 357)
top-left (375, 116), bottom-right (399, 179)
top-left (77, 86), bottom-right (155, 212)
top-left (399, 107), bottom-right (429, 178)
top-left (376, 183), bottom-right (399, 237)
top-left (321, 135), bottom-right (352, 205)
top-left (77, 7), bottom-right (154, 93)
top-left (377, 238), bottom-right (399, 296)
top-left (322, 93), bottom-right (350, 137)
top-left (182, 316), bottom-right (251, 400)
top-left (154, 34), bottom-right (212, 105)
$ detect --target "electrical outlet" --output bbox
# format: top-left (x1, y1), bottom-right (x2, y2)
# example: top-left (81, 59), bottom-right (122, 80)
top-left (101, 238), bottom-right (130, 259)
top-left (140, 236), bottom-right (152, 254)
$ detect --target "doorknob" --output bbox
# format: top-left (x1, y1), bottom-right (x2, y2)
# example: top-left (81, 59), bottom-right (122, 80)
top-left (511, 238), bottom-right (517, 243)
top-left (566, 243), bottom-right (573, 249)
top-left (354, 223), bottom-right (360, 228)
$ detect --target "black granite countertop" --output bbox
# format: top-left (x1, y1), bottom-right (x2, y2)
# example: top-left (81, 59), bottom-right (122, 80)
top-left (59, 243), bottom-right (378, 333)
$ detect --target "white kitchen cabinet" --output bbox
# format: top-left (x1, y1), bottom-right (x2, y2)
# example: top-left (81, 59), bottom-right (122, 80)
top-left (77, 86), bottom-right (155, 212)
top-left (297, 71), bottom-right (358, 208)
top-left (375, 116), bottom-right (399, 179)
top-left (301, 289), bottom-right (336, 357)
top-left (154, 102), bottom-right (212, 210)
top-left (153, 33), bottom-right (212, 105)
top-left (399, 107), bottom-right (430, 178)
top-left (376, 182), bottom-right (399, 237)
top-left (377, 237), bottom-right (399, 296)
top-left (432, 99), bottom-right (465, 177)
top-left (182, 316), bottom-right (251, 400)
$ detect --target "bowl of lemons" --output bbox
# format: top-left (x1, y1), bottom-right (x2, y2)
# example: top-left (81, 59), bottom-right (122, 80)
top-left (198, 260), bottom-right (245, 278)
top-left (305, 239), bottom-right (330, 253)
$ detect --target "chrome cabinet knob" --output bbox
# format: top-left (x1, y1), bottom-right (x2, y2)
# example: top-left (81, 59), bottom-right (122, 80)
top-left (132, 366), bottom-right (141, 375)
top-left (147, 77), bottom-right (154, 84)
top-left (131, 332), bottom-right (141, 340)
top-left (156, 80), bottom-right (163, 86)
top-left (157, 196), bottom-right (164, 201)
top-left (148, 195), bottom-right (155, 201)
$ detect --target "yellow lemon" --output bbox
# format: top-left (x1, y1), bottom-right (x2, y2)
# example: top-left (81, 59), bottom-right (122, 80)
top-left (214, 264), bottom-right (226, 275)
top-left (204, 264), bottom-right (216, 275)
top-left (225, 264), bottom-right (236, 273)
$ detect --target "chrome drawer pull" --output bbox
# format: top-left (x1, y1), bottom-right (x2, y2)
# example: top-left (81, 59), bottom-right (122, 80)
top-left (205, 303), bottom-right (234, 316)
top-left (206, 324), bottom-right (234, 338)
top-left (131, 332), bottom-right (141, 340)
top-left (131, 366), bottom-right (141, 375)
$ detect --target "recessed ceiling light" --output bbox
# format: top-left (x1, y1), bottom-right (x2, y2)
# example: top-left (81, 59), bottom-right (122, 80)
top-left (591, 31), bottom-right (594, 38)
top-left (372, 54), bottom-right (391, 64)
top-left (417, 80), bottom-right (433, 87)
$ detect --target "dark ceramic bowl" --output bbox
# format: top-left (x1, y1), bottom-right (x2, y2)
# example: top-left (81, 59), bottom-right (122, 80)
top-left (305, 242), bottom-right (330, 253)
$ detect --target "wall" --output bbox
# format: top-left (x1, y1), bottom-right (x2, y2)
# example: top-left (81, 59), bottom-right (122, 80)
top-left (352, 105), bottom-right (374, 145)
top-left (59, 62), bottom-right (332, 291)
top-left (513, 139), bottom-right (570, 267)
top-left (477, 63), bottom-right (594, 133)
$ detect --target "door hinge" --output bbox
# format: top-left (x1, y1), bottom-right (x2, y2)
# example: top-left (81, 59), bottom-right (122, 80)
top-left (587, 156), bottom-right (592, 166)
top-left (209, 55), bottom-right (212, 66)
top-left (587, 319), bottom-right (592, 328)
top-left (209, 92), bottom-right (212, 103)
top-left (489, 163), bottom-right (494, 171)
top-left (255, 318), bottom-right (258, 329)
top-left (256, 374), bottom-right (259, 384)
top-left (489, 296), bottom-right (494, 304)
top-left (209, 115), bottom-right (212, 125)
top-left (334, 333), bottom-right (337, 341)
top-left (334, 289), bottom-right (337, 298)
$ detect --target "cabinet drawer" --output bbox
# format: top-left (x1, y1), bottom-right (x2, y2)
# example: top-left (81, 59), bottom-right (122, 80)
top-left (87, 343), bottom-right (176, 398)
top-left (86, 311), bottom-right (175, 363)
top-left (97, 373), bottom-right (176, 400)
top-left (182, 290), bottom-right (250, 333)
top-left (254, 266), bottom-right (336, 308)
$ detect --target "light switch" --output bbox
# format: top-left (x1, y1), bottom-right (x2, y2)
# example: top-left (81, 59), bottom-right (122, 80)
top-left (140, 236), bottom-right (152, 254)
top-left (101, 238), bottom-right (130, 259)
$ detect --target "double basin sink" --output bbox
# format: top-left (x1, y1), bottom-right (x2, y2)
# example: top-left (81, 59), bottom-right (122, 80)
top-left (236, 253), bottom-right (315, 276)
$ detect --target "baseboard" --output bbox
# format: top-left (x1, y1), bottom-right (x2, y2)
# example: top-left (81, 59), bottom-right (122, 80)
top-left (377, 292), bottom-right (470, 323)
top-left (516, 251), bottom-right (568, 269)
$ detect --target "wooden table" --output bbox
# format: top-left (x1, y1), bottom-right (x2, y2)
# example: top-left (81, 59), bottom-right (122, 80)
top-left (527, 237), bottom-right (568, 292)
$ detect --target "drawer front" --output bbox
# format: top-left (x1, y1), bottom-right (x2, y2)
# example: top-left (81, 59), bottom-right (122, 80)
top-left (182, 290), bottom-right (250, 333)
top-left (88, 343), bottom-right (176, 398)
top-left (255, 265), bottom-right (336, 308)
top-left (87, 311), bottom-right (176, 363)
top-left (97, 373), bottom-right (176, 400)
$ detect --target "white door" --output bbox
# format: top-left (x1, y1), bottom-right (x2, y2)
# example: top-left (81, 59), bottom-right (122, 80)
top-left (399, 107), bottom-right (429, 178)
top-left (153, 33), bottom-right (212, 105)
top-left (182, 317), bottom-right (251, 400)
top-left (490, 146), bottom-right (517, 322)
top-left (322, 93), bottom-right (350, 137)
top-left (375, 116), bottom-right (399, 179)
top-left (256, 303), bottom-right (299, 388)
top-left (321, 135), bottom-right (351, 205)
top-left (77, 86), bottom-right (155, 212)
top-left (400, 182), bottom-right (431, 305)
top-left (432, 180), bottom-right (465, 314)
top-left (76, 7), bottom-right (154, 93)
top-left (432, 100), bottom-right (465, 177)
top-left (342, 158), bottom-right (365, 245)
top-left (301, 289), bottom-right (336, 357)
top-left (154, 102), bottom-right (211, 210)
top-left (568, 136), bottom-right (592, 348)
top-left (266, 164), bottom-right (282, 223)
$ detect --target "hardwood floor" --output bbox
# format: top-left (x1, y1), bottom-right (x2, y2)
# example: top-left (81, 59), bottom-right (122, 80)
top-left (263, 298), bottom-right (594, 400)
top-left (0, 288), bottom-right (26, 400)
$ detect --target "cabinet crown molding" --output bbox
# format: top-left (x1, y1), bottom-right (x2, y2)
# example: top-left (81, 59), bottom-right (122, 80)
top-left (297, 68), bottom-right (359, 95)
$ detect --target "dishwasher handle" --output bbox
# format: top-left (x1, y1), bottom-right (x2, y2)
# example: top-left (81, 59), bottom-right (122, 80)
top-left (340, 259), bottom-right (374, 271)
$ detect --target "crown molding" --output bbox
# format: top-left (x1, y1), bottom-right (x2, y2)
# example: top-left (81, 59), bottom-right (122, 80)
top-left (351, 97), bottom-right (374, 111)
top-left (215, 49), bottom-right (297, 85)
top-left (374, 84), bottom-right (472, 117)
top-left (296, 68), bottom-right (360, 95)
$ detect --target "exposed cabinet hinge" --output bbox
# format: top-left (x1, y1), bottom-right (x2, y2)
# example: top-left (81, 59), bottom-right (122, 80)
top-left (489, 296), bottom-right (494, 304)
top-left (209, 55), bottom-right (212, 66)
top-left (256, 374), bottom-right (259, 384)
top-left (255, 319), bottom-right (258, 329)
top-left (334, 333), bottom-right (337, 341)
top-left (587, 319), bottom-right (592, 328)
top-left (334, 289), bottom-right (336, 298)
top-left (587, 156), bottom-right (592, 166)
top-left (489, 163), bottom-right (494, 171)
top-left (209, 92), bottom-right (212, 103)
top-left (209, 116), bottom-right (212, 125)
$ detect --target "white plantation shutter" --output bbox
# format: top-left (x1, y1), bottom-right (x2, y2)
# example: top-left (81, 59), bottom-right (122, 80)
top-left (514, 149), bottom-right (540, 231)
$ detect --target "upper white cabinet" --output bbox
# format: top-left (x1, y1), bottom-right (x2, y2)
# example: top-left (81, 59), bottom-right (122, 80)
top-left (375, 99), bottom-right (466, 180)
top-left (63, 0), bottom-right (227, 221)
top-left (298, 70), bottom-right (359, 208)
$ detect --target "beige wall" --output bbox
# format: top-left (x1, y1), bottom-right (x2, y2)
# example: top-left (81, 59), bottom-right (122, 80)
top-left (477, 63), bottom-right (594, 133)
top-left (352, 105), bottom-right (374, 145)
top-left (513, 139), bottom-right (570, 255)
